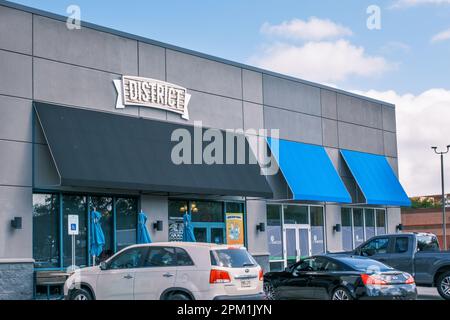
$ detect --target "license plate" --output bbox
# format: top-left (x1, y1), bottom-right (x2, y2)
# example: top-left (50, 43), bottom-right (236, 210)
top-left (241, 280), bottom-right (251, 288)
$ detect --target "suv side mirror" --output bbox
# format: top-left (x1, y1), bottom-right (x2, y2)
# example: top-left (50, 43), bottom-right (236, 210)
top-left (99, 261), bottom-right (108, 270)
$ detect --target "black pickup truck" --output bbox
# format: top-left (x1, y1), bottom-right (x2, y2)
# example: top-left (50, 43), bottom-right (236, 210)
top-left (346, 232), bottom-right (450, 300)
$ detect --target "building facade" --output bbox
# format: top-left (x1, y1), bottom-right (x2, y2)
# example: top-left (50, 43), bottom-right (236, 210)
top-left (0, 1), bottom-right (409, 299)
top-left (402, 197), bottom-right (450, 249)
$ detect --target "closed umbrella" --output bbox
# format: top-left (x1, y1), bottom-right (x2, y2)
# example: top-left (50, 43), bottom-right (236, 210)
top-left (182, 213), bottom-right (196, 242)
top-left (90, 210), bottom-right (105, 266)
top-left (137, 211), bottom-right (152, 244)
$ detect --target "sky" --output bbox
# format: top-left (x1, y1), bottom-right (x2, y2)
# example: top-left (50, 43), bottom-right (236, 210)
top-left (9, 0), bottom-right (450, 197)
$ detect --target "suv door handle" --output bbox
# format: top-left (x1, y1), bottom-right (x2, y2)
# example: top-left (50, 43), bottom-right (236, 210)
top-left (123, 274), bottom-right (133, 279)
top-left (163, 272), bottom-right (174, 278)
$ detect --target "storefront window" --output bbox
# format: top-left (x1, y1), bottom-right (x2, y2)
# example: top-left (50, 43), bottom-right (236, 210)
top-left (168, 200), bottom-right (230, 244)
top-left (191, 201), bottom-right (223, 222)
top-left (116, 198), bottom-right (138, 251)
top-left (33, 192), bottom-right (140, 269)
top-left (225, 202), bottom-right (244, 214)
top-left (341, 207), bottom-right (387, 250)
top-left (168, 200), bottom-right (188, 241)
top-left (353, 209), bottom-right (365, 248)
top-left (267, 205), bottom-right (283, 263)
top-left (341, 208), bottom-right (353, 251)
top-left (63, 195), bottom-right (87, 267)
top-left (90, 197), bottom-right (114, 255)
top-left (310, 206), bottom-right (325, 255)
top-left (376, 209), bottom-right (387, 235)
top-left (283, 205), bottom-right (308, 224)
top-left (33, 193), bottom-right (60, 269)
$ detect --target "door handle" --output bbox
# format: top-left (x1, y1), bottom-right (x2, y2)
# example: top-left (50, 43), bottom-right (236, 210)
top-left (163, 272), bottom-right (174, 278)
top-left (123, 274), bottom-right (133, 279)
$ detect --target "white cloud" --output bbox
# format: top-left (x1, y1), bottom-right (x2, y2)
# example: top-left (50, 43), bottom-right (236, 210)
top-left (390, 0), bottom-right (450, 8)
top-left (431, 28), bottom-right (450, 43)
top-left (379, 41), bottom-right (411, 54)
top-left (249, 40), bottom-right (392, 83)
top-left (260, 17), bottom-right (352, 41)
top-left (352, 88), bottom-right (450, 197)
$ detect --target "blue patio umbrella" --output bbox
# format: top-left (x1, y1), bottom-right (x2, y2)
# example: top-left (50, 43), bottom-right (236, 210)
top-left (137, 211), bottom-right (152, 244)
top-left (90, 210), bottom-right (105, 265)
top-left (182, 213), bottom-right (196, 242)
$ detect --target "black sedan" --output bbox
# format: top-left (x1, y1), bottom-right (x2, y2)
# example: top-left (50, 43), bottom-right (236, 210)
top-left (263, 255), bottom-right (417, 300)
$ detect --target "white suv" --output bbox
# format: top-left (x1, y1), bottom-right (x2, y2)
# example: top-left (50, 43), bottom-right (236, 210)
top-left (64, 242), bottom-right (264, 300)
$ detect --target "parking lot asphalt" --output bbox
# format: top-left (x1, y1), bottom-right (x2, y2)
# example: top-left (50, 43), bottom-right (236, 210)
top-left (417, 287), bottom-right (444, 300)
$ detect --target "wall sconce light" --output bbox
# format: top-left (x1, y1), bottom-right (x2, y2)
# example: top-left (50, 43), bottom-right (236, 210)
top-left (11, 217), bottom-right (22, 229)
top-left (256, 222), bottom-right (265, 232)
top-left (333, 224), bottom-right (341, 232)
top-left (396, 224), bottom-right (403, 232)
top-left (153, 220), bottom-right (163, 231)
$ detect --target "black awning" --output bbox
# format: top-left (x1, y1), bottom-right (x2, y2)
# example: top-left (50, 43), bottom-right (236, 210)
top-left (34, 102), bottom-right (272, 198)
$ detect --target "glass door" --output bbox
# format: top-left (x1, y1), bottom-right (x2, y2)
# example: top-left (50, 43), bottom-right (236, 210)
top-left (298, 227), bottom-right (311, 259)
top-left (192, 223), bottom-right (225, 244)
top-left (283, 224), bottom-right (311, 268)
top-left (285, 226), bottom-right (298, 267)
top-left (193, 227), bottom-right (208, 243)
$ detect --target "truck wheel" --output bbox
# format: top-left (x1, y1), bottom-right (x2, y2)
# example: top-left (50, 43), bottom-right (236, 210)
top-left (437, 271), bottom-right (450, 300)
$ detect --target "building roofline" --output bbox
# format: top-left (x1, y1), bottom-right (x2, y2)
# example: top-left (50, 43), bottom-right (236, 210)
top-left (1, 0), bottom-right (395, 108)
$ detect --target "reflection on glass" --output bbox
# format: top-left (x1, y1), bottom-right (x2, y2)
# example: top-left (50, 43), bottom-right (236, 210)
top-left (310, 207), bottom-right (325, 255)
top-left (225, 202), bottom-right (244, 214)
top-left (283, 205), bottom-right (308, 224)
top-left (116, 198), bottom-right (138, 251)
top-left (168, 200), bottom-right (188, 241)
top-left (90, 197), bottom-right (113, 255)
top-left (211, 228), bottom-right (224, 244)
top-left (194, 227), bottom-right (207, 242)
top-left (63, 195), bottom-right (87, 267)
top-left (191, 201), bottom-right (223, 222)
top-left (365, 209), bottom-right (376, 240)
top-left (341, 208), bottom-right (353, 251)
top-left (299, 228), bottom-right (310, 257)
top-left (168, 200), bottom-right (188, 220)
top-left (353, 209), bottom-right (364, 248)
top-left (267, 205), bottom-right (283, 261)
top-left (376, 209), bottom-right (387, 235)
top-left (286, 228), bottom-right (297, 266)
top-left (33, 194), bottom-right (60, 268)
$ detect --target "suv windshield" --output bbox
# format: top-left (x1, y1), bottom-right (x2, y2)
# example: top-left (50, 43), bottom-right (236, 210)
top-left (210, 249), bottom-right (257, 268)
top-left (417, 234), bottom-right (440, 252)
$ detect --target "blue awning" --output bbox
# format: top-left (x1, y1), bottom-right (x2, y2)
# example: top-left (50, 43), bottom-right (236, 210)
top-left (340, 149), bottom-right (411, 207)
top-left (267, 138), bottom-right (351, 203)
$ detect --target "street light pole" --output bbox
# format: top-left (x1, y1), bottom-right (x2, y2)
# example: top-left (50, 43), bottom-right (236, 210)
top-left (432, 145), bottom-right (450, 250)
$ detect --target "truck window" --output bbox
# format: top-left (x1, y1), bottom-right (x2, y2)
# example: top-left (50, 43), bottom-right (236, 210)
top-left (360, 237), bottom-right (389, 256)
top-left (394, 237), bottom-right (409, 253)
top-left (417, 234), bottom-right (440, 252)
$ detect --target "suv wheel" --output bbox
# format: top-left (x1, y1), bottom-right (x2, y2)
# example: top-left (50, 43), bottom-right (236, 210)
top-left (69, 288), bottom-right (93, 300)
top-left (166, 292), bottom-right (191, 300)
top-left (437, 271), bottom-right (450, 300)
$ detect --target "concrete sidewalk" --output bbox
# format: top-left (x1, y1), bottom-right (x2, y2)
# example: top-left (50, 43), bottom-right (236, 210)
top-left (417, 287), bottom-right (444, 300)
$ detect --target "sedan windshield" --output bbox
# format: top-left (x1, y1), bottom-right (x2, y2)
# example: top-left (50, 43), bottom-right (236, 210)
top-left (339, 257), bottom-right (393, 273)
